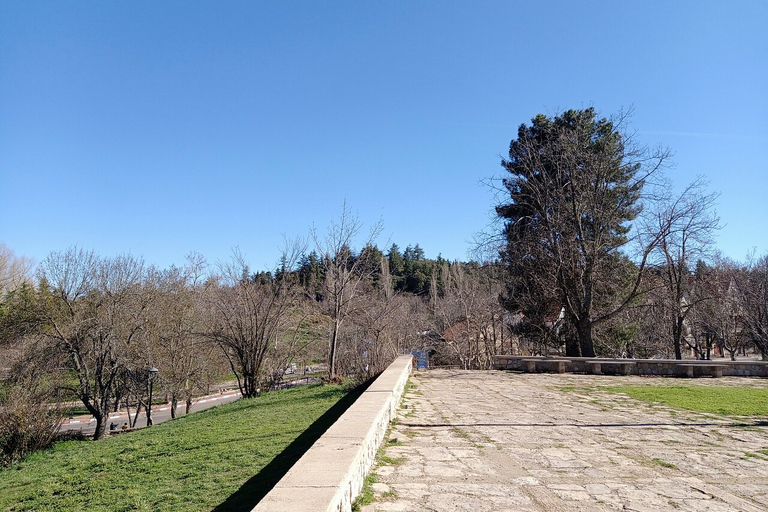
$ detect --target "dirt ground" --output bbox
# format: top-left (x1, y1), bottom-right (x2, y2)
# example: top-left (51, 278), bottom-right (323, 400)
top-left (363, 369), bottom-right (768, 512)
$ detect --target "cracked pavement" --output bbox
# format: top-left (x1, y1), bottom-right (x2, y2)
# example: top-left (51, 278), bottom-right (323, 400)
top-left (363, 369), bottom-right (768, 512)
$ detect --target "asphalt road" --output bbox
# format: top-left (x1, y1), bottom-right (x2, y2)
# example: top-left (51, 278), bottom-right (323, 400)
top-left (59, 389), bottom-right (242, 436)
top-left (58, 375), bottom-right (322, 436)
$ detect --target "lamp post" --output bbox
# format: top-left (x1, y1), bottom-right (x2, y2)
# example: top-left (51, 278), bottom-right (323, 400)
top-left (146, 367), bottom-right (159, 426)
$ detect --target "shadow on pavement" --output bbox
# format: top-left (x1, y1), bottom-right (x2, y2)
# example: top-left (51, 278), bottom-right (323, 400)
top-left (211, 378), bottom-right (374, 512)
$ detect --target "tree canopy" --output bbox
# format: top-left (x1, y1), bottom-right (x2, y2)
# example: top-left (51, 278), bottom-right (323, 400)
top-left (497, 108), bottom-right (668, 357)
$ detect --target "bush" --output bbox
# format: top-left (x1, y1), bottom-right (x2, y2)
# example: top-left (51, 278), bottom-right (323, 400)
top-left (0, 383), bottom-right (64, 466)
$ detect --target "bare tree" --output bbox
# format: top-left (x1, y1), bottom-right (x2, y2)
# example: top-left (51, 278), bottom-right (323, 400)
top-left (343, 282), bottom-right (407, 379)
top-left (691, 260), bottom-right (746, 359)
top-left (205, 245), bottom-right (304, 397)
top-left (313, 202), bottom-right (383, 381)
top-left (650, 178), bottom-right (720, 359)
top-left (0, 337), bottom-right (67, 466)
top-left (38, 248), bottom-right (148, 439)
top-left (379, 254), bottom-right (394, 300)
top-left (146, 262), bottom-right (220, 418)
top-left (0, 243), bottom-right (34, 298)
top-left (432, 262), bottom-right (506, 369)
top-left (740, 253), bottom-right (768, 359)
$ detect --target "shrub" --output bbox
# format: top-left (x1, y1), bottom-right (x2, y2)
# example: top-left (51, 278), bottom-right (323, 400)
top-left (0, 383), bottom-right (64, 466)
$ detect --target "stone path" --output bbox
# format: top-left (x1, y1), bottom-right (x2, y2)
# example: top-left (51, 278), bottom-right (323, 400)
top-left (363, 369), bottom-right (768, 512)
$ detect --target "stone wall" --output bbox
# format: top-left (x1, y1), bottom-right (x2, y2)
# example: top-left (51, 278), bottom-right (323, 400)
top-left (494, 355), bottom-right (768, 377)
top-left (252, 354), bottom-right (414, 512)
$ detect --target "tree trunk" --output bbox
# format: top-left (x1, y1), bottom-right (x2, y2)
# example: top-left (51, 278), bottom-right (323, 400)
top-left (328, 316), bottom-right (341, 380)
top-left (170, 394), bottom-right (178, 419)
top-left (132, 402), bottom-right (142, 428)
top-left (243, 371), bottom-right (258, 398)
top-left (83, 395), bottom-right (110, 440)
top-left (673, 317), bottom-right (683, 360)
top-left (565, 336), bottom-right (580, 357)
top-left (92, 412), bottom-right (107, 440)
top-left (576, 318), bottom-right (595, 358)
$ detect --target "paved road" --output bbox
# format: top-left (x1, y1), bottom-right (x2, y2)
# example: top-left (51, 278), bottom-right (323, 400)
top-left (59, 375), bottom-right (321, 436)
top-left (59, 389), bottom-right (242, 436)
top-left (366, 369), bottom-right (768, 512)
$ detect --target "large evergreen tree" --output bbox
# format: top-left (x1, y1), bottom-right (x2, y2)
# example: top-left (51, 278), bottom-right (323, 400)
top-left (497, 108), bottom-right (668, 357)
top-left (387, 244), bottom-right (406, 291)
top-left (403, 245), bottom-right (430, 295)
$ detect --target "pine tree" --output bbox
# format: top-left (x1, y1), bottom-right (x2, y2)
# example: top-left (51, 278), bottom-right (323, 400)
top-left (497, 108), bottom-right (669, 357)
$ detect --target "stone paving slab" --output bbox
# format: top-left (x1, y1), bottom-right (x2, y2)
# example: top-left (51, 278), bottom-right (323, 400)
top-left (363, 370), bottom-right (768, 512)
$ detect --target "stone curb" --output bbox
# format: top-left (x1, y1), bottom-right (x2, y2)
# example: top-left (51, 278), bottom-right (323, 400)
top-left (252, 355), bottom-right (414, 512)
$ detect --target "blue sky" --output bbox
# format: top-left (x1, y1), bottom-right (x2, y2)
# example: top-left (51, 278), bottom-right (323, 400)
top-left (1, 1), bottom-right (766, 271)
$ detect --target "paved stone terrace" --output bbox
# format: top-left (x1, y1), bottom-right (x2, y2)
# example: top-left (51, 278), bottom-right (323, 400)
top-left (364, 369), bottom-right (768, 512)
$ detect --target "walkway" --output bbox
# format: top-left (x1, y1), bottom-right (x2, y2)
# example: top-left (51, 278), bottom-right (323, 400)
top-left (365, 369), bottom-right (768, 512)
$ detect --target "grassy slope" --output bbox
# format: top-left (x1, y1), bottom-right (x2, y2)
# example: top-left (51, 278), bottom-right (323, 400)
top-left (0, 384), bottom-right (348, 512)
top-left (606, 385), bottom-right (768, 416)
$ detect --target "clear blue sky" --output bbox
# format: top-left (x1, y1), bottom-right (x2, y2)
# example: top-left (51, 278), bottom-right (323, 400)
top-left (1, 1), bottom-right (766, 271)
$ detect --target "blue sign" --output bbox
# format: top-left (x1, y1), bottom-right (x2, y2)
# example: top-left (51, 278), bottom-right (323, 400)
top-left (412, 350), bottom-right (430, 369)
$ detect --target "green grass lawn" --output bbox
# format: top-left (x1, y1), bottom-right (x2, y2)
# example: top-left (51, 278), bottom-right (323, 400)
top-left (605, 385), bottom-right (768, 416)
top-left (0, 383), bottom-right (353, 512)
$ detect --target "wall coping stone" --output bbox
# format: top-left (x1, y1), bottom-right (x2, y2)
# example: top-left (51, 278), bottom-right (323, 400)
top-left (252, 354), bottom-right (413, 512)
top-left (493, 354), bottom-right (768, 377)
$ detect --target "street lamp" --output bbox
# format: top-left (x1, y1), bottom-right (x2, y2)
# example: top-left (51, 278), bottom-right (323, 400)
top-left (146, 367), bottom-right (159, 426)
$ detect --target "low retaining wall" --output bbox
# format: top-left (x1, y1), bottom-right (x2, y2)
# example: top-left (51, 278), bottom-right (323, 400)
top-left (253, 354), bottom-right (413, 512)
top-left (494, 355), bottom-right (768, 377)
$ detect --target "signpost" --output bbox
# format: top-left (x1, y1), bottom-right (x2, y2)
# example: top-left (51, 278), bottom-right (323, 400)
top-left (412, 350), bottom-right (430, 370)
